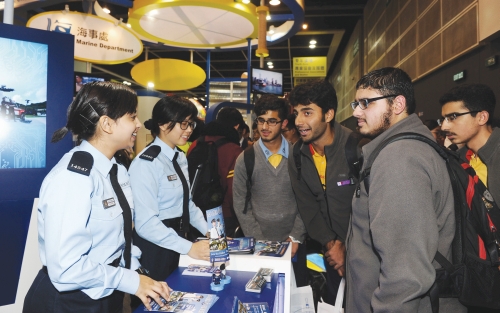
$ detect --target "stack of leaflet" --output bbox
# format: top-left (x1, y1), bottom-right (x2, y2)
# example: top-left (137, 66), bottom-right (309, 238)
top-left (181, 264), bottom-right (216, 277)
top-left (231, 296), bottom-right (271, 313)
top-left (253, 240), bottom-right (289, 257)
top-left (227, 237), bottom-right (255, 254)
top-left (148, 291), bottom-right (219, 313)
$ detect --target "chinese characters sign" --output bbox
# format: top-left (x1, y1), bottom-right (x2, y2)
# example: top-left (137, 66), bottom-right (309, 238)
top-left (292, 57), bottom-right (327, 77)
top-left (27, 12), bottom-right (142, 64)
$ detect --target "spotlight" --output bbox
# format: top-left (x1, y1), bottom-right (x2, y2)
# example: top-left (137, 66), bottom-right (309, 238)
top-left (126, 23), bottom-right (132, 28)
top-left (309, 44), bottom-right (316, 49)
top-left (242, 0), bottom-right (250, 3)
top-left (269, 0), bottom-right (280, 5)
top-left (302, 24), bottom-right (308, 30)
top-left (309, 40), bottom-right (317, 45)
top-left (103, 7), bottom-right (110, 14)
top-left (147, 82), bottom-right (154, 88)
top-left (266, 15), bottom-right (271, 20)
top-left (267, 61), bottom-right (273, 65)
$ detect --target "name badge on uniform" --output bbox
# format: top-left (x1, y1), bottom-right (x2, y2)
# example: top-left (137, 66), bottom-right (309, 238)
top-left (337, 178), bottom-right (355, 186)
top-left (103, 198), bottom-right (116, 209)
top-left (168, 174), bottom-right (178, 181)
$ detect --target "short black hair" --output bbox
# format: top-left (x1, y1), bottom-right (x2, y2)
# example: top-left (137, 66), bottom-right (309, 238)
top-left (284, 113), bottom-right (296, 130)
top-left (356, 67), bottom-right (415, 114)
top-left (289, 80), bottom-right (338, 116)
top-left (439, 84), bottom-right (496, 125)
top-left (145, 95), bottom-right (197, 136)
top-left (253, 95), bottom-right (289, 120)
top-left (52, 81), bottom-right (137, 143)
top-left (216, 107), bottom-right (244, 128)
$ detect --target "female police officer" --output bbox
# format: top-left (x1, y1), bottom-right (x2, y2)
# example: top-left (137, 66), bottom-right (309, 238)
top-left (23, 81), bottom-right (171, 313)
top-left (129, 95), bottom-right (209, 283)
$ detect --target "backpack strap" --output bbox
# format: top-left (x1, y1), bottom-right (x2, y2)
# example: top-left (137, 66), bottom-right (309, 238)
top-left (139, 145), bottom-right (161, 161)
top-left (67, 151), bottom-right (93, 176)
top-left (358, 132), bottom-right (447, 196)
top-left (293, 140), bottom-right (303, 181)
top-left (344, 132), bottom-right (367, 180)
top-left (243, 145), bottom-right (255, 214)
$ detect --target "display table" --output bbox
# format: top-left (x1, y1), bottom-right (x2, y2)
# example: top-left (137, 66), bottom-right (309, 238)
top-left (133, 268), bottom-right (279, 313)
top-left (178, 247), bottom-right (293, 313)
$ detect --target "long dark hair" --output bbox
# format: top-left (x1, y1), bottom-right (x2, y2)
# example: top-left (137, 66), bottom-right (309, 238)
top-left (52, 81), bottom-right (138, 142)
top-left (144, 95), bottom-right (198, 136)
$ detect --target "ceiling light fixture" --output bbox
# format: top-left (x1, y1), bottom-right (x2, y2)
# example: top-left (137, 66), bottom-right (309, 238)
top-left (309, 40), bottom-right (317, 45)
top-left (266, 15), bottom-right (271, 20)
top-left (302, 24), bottom-right (308, 30)
top-left (269, 0), bottom-right (280, 5)
top-left (267, 61), bottom-right (273, 65)
top-left (126, 23), bottom-right (131, 28)
top-left (309, 44), bottom-right (316, 49)
top-left (103, 7), bottom-right (110, 14)
top-left (268, 65), bottom-right (274, 69)
top-left (147, 82), bottom-right (154, 88)
top-left (242, 0), bottom-right (250, 4)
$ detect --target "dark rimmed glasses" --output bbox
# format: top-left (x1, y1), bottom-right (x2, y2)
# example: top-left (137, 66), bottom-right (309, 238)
top-left (350, 94), bottom-right (399, 110)
top-left (437, 111), bottom-right (480, 126)
top-left (256, 117), bottom-right (283, 126)
top-left (177, 120), bottom-right (197, 130)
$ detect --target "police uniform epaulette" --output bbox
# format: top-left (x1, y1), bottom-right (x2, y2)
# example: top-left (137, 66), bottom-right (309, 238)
top-left (67, 151), bottom-right (93, 176)
top-left (139, 145), bottom-right (161, 161)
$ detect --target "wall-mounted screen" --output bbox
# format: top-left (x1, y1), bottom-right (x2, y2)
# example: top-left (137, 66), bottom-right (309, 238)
top-left (251, 68), bottom-right (283, 96)
top-left (0, 37), bottom-right (48, 169)
top-left (75, 72), bottom-right (107, 94)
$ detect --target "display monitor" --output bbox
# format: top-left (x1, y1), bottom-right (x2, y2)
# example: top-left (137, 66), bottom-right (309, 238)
top-left (0, 36), bottom-right (48, 169)
top-left (75, 72), bottom-right (107, 94)
top-left (251, 68), bottom-right (283, 96)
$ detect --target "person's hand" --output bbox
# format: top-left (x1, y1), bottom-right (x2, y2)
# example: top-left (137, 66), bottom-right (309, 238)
top-left (135, 275), bottom-right (172, 311)
top-left (286, 238), bottom-right (299, 258)
top-left (324, 240), bottom-right (346, 276)
top-left (187, 240), bottom-right (210, 261)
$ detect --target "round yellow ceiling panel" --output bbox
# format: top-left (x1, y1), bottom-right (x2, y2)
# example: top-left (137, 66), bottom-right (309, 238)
top-left (128, 0), bottom-right (258, 48)
top-left (131, 59), bottom-right (206, 91)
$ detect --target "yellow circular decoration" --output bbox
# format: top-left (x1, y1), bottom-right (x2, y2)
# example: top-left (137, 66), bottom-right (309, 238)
top-left (128, 0), bottom-right (258, 48)
top-left (131, 59), bottom-right (206, 91)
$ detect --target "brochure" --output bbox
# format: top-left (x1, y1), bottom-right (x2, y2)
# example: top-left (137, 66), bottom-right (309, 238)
top-left (206, 206), bottom-right (230, 263)
top-left (245, 273), bottom-right (267, 293)
top-left (227, 237), bottom-right (255, 254)
top-left (253, 240), bottom-right (289, 257)
top-left (232, 297), bottom-right (270, 313)
top-left (182, 264), bottom-right (216, 277)
top-left (147, 291), bottom-right (218, 312)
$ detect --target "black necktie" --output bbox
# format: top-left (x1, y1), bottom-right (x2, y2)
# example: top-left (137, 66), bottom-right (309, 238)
top-left (172, 152), bottom-right (190, 234)
top-left (109, 164), bottom-right (132, 269)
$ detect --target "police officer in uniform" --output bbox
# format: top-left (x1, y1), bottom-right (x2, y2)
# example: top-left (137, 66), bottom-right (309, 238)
top-left (23, 82), bottom-right (171, 313)
top-left (129, 96), bottom-right (210, 285)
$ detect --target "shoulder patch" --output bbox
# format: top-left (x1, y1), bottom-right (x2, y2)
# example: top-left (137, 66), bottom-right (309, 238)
top-left (67, 151), bottom-right (93, 176)
top-left (139, 145), bottom-right (161, 161)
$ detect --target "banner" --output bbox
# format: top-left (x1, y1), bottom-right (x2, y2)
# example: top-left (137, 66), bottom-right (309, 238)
top-left (293, 56), bottom-right (327, 77)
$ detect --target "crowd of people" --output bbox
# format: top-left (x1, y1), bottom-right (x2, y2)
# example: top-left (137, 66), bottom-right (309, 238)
top-left (22, 66), bottom-right (500, 313)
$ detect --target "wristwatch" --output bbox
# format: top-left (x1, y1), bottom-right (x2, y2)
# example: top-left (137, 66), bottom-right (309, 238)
top-left (135, 266), bottom-right (150, 277)
top-left (289, 236), bottom-right (301, 244)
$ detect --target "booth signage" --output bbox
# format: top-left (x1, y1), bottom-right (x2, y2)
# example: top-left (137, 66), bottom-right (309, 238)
top-left (293, 57), bottom-right (327, 77)
top-left (27, 12), bottom-right (143, 64)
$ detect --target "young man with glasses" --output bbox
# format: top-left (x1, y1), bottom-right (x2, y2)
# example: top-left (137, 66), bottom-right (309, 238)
top-left (288, 80), bottom-right (359, 305)
top-left (346, 67), bottom-right (465, 312)
top-left (439, 84), bottom-right (500, 215)
top-left (233, 95), bottom-right (308, 287)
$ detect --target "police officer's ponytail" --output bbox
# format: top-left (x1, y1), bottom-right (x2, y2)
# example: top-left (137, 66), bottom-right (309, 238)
top-left (51, 81), bottom-right (138, 143)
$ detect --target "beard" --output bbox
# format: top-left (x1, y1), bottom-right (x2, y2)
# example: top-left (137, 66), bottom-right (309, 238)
top-left (364, 106), bottom-right (393, 139)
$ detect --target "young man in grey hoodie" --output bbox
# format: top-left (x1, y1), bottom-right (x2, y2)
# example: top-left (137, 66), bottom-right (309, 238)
top-left (345, 67), bottom-right (466, 313)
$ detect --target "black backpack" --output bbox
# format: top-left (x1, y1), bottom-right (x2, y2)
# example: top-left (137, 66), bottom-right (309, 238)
top-left (187, 137), bottom-right (230, 211)
top-left (358, 132), bottom-right (500, 312)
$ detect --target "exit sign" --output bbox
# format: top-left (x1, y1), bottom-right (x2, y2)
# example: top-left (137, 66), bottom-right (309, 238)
top-left (453, 71), bottom-right (465, 81)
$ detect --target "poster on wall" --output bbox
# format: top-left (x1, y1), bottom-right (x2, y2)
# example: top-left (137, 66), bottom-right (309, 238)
top-left (0, 37), bottom-right (48, 169)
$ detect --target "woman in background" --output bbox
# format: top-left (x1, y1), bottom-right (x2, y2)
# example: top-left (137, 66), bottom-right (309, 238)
top-left (23, 81), bottom-right (171, 313)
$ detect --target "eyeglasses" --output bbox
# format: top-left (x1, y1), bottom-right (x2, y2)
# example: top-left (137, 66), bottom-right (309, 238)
top-left (177, 120), bottom-right (197, 130)
top-left (350, 94), bottom-right (398, 110)
top-left (437, 111), bottom-right (480, 126)
top-left (256, 117), bottom-right (283, 126)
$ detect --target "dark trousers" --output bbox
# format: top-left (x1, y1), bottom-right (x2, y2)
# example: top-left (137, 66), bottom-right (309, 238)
top-left (323, 254), bottom-right (343, 306)
top-left (292, 242), bottom-right (309, 287)
top-left (23, 269), bottom-right (123, 313)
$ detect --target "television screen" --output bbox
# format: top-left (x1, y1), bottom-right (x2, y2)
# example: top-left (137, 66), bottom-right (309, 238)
top-left (251, 68), bottom-right (283, 96)
top-left (0, 36), bottom-right (48, 169)
top-left (75, 72), bottom-right (106, 94)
